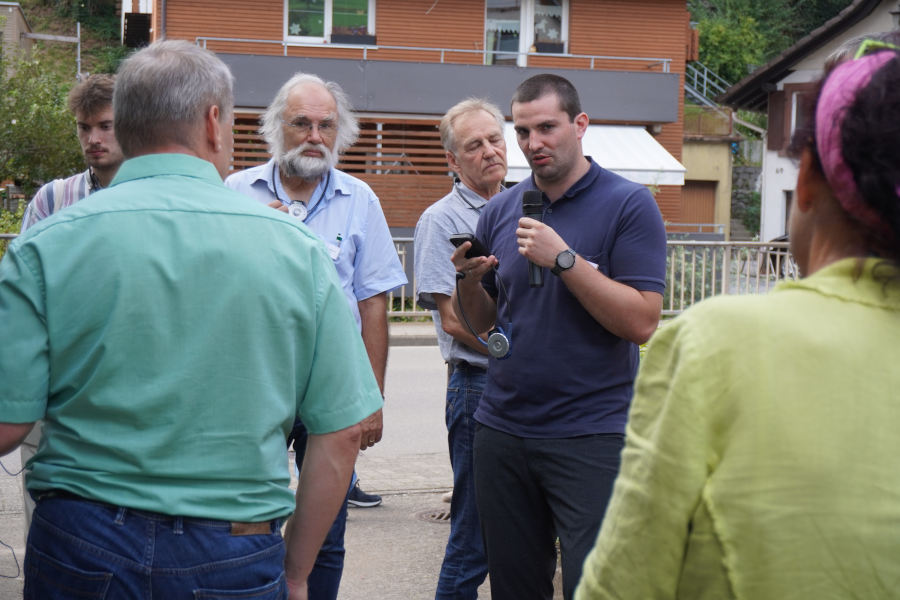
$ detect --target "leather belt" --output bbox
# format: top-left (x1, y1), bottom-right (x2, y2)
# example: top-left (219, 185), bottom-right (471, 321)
top-left (230, 521), bottom-right (275, 536)
top-left (38, 489), bottom-right (275, 536)
top-left (447, 360), bottom-right (487, 377)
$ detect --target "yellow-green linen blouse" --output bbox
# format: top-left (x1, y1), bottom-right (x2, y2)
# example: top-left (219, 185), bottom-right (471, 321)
top-left (577, 258), bottom-right (900, 599)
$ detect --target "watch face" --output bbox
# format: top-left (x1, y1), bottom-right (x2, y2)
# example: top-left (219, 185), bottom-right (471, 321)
top-left (558, 250), bottom-right (576, 269)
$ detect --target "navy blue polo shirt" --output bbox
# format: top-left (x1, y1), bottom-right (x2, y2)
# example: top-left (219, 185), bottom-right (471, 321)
top-left (474, 159), bottom-right (667, 438)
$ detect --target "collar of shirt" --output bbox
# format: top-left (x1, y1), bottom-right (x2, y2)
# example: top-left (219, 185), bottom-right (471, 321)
top-left (112, 153), bottom-right (225, 188)
top-left (455, 179), bottom-right (492, 212)
top-left (526, 157), bottom-right (602, 204)
top-left (261, 159), bottom-right (342, 220)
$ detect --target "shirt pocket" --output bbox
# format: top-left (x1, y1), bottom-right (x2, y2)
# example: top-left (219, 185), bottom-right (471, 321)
top-left (580, 250), bottom-right (609, 276)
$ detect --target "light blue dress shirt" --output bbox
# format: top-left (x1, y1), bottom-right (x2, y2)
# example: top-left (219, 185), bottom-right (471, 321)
top-left (225, 159), bottom-right (407, 328)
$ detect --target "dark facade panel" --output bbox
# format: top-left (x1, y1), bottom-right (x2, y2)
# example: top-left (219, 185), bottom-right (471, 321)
top-left (220, 54), bottom-right (679, 123)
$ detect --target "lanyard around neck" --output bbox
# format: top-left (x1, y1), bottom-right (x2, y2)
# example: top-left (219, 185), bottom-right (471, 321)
top-left (454, 180), bottom-right (505, 213)
top-left (272, 162), bottom-right (331, 222)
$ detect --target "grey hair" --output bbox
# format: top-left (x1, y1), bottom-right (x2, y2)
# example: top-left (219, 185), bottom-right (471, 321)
top-left (824, 30), bottom-right (900, 71)
top-left (439, 98), bottom-right (505, 153)
top-left (113, 40), bottom-right (234, 157)
top-left (260, 72), bottom-right (360, 157)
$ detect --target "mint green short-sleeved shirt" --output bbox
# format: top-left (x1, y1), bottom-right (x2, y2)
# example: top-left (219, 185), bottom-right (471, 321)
top-left (0, 154), bottom-right (382, 522)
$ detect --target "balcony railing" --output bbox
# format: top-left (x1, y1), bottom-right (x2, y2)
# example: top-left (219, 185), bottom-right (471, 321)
top-left (195, 36), bottom-right (671, 72)
top-left (1, 235), bottom-right (797, 320)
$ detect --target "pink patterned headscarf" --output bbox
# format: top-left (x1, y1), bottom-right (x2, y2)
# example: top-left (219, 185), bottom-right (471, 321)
top-left (815, 50), bottom-right (896, 236)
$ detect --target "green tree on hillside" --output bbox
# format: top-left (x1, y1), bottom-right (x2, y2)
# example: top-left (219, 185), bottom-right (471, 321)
top-left (697, 15), bottom-right (767, 84)
top-left (689, 0), bottom-right (854, 82)
top-left (0, 56), bottom-right (83, 196)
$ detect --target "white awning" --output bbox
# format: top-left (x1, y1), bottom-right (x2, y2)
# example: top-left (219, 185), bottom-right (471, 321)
top-left (503, 124), bottom-right (686, 186)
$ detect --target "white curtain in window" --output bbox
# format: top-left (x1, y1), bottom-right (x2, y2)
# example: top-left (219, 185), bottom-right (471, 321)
top-left (486, 19), bottom-right (521, 34)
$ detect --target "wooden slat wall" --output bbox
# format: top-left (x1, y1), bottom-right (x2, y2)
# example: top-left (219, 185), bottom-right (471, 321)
top-left (344, 118), bottom-right (447, 176)
top-left (572, 0), bottom-right (688, 220)
top-left (368, 0), bottom-right (485, 63)
top-left (164, 0), bottom-right (283, 46)
top-left (233, 114), bottom-right (269, 170)
top-left (164, 0), bottom-right (690, 225)
top-left (655, 186), bottom-right (682, 224)
top-left (367, 174), bottom-right (453, 227)
top-left (232, 112), bottom-right (451, 228)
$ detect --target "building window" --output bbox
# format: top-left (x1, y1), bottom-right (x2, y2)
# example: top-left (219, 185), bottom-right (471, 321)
top-left (784, 190), bottom-right (793, 236)
top-left (533, 0), bottom-right (564, 53)
top-left (285, 0), bottom-right (375, 44)
top-left (486, 0), bottom-right (521, 65)
top-left (789, 89), bottom-right (814, 137)
top-left (485, 0), bottom-right (567, 66)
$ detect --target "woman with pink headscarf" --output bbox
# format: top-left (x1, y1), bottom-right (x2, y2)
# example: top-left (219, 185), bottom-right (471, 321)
top-left (576, 45), bottom-right (900, 599)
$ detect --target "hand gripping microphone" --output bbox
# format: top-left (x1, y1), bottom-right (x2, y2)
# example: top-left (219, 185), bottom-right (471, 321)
top-left (522, 190), bottom-right (544, 288)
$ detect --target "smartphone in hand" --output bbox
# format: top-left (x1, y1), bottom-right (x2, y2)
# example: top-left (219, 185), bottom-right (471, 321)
top-left (449, 233), bottom-right (490, 258)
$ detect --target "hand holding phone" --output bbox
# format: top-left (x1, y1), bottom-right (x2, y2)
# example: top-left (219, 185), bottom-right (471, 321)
top-left (449, 233), bottom-right (490, 258)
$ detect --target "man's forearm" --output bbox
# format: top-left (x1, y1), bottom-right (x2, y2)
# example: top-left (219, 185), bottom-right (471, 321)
top-left (434, 294), bottom-right (489, 355)
top-left (450, 276), bottom-right (497, 335)
top-left (358, 293), bottom-right (389, 393)
top-left (0, 422), bottom-right (35, 457)
top-left (284, 423), bottom-right (362, 588)
top-left (560, 258), bottom-right (662, 344)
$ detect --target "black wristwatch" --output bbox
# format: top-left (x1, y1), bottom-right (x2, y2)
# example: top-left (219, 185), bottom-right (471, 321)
top-left (551, 248), bottom-right (577, 276)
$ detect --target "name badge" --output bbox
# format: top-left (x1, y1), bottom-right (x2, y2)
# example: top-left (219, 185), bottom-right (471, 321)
top-left (325, 241), bottom-right (341, 261)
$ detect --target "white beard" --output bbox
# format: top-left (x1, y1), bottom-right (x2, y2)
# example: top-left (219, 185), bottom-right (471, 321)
top-left (278, 143), bottom-right (338, 180)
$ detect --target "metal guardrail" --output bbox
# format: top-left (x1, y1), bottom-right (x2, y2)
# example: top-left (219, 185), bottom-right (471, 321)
top-left (1, 233), bottom-right (796, 319)
top-left (389, 238), bottom-right (798, 319)
top-left (661, 240), bottom-right (797, 316)
top-left (195, 37), bottom-right (671, 72)
top-left (666, 222), bottom-right (726, 235)
top-left (685, 61), bottom-right (732, 101)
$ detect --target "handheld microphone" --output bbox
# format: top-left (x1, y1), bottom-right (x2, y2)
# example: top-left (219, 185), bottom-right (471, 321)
top-left (522, 190), bottom-right (544, 288)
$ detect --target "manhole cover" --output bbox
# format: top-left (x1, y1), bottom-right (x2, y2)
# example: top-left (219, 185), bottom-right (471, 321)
top-left (415, 508), bottom-right (451, 524)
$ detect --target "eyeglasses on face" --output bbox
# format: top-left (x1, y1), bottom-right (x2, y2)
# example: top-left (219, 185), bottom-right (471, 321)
top-left (280, 117), bottom-right (337, 136)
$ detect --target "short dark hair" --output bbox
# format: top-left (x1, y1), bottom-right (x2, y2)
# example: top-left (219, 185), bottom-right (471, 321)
top-left (68, 74), bottom-right (115, 117)
top-left (511, 73), bottom-right (582, 121)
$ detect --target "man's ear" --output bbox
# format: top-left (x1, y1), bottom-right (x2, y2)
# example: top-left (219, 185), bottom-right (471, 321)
top-left (446, 150), bottom-right (460, 173)
top-left (205, 104), bottom-right (222, 153)
top-left (574, 112), bottom-right (589, 140)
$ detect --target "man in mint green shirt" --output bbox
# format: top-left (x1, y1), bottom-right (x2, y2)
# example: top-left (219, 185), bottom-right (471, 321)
top-left (0, 40), bottom-right (381, 600)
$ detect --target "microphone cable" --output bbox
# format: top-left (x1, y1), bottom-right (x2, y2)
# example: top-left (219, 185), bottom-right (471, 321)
top-left (454, 265), bottom-right (513, 358)
top-left (0, 458), bottom-right (23, 579)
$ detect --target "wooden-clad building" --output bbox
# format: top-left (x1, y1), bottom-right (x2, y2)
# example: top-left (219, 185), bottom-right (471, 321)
top-left (121, 0), bottom-right (694, 231)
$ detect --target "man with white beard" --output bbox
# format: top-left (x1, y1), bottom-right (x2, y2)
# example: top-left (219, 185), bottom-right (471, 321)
top-left (225, 72), bottom-right (406, 600)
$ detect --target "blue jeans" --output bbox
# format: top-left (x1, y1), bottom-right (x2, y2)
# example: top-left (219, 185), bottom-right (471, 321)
top-left (436, 363), bottom-right (488, 599)
top-left (288, 420), bottom-right (352, 600)
top-left (473, 424), bottom-right (624, 600)
top-left (24, 494), bottom-right (286, 599)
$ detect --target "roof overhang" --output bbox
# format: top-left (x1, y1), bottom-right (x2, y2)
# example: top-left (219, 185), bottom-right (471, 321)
top-left (503, 124), bottom-right (686, 186)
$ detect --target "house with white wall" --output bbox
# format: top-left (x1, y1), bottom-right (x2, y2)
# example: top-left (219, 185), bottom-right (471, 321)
top-left (0, 2), bottom-right (32, 71)
top-left (721, 0), bottom-right (900, 242)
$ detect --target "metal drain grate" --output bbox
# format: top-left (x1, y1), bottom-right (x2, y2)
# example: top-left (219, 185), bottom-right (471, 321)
top-left (415, 508), bottom-right (451, 524)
